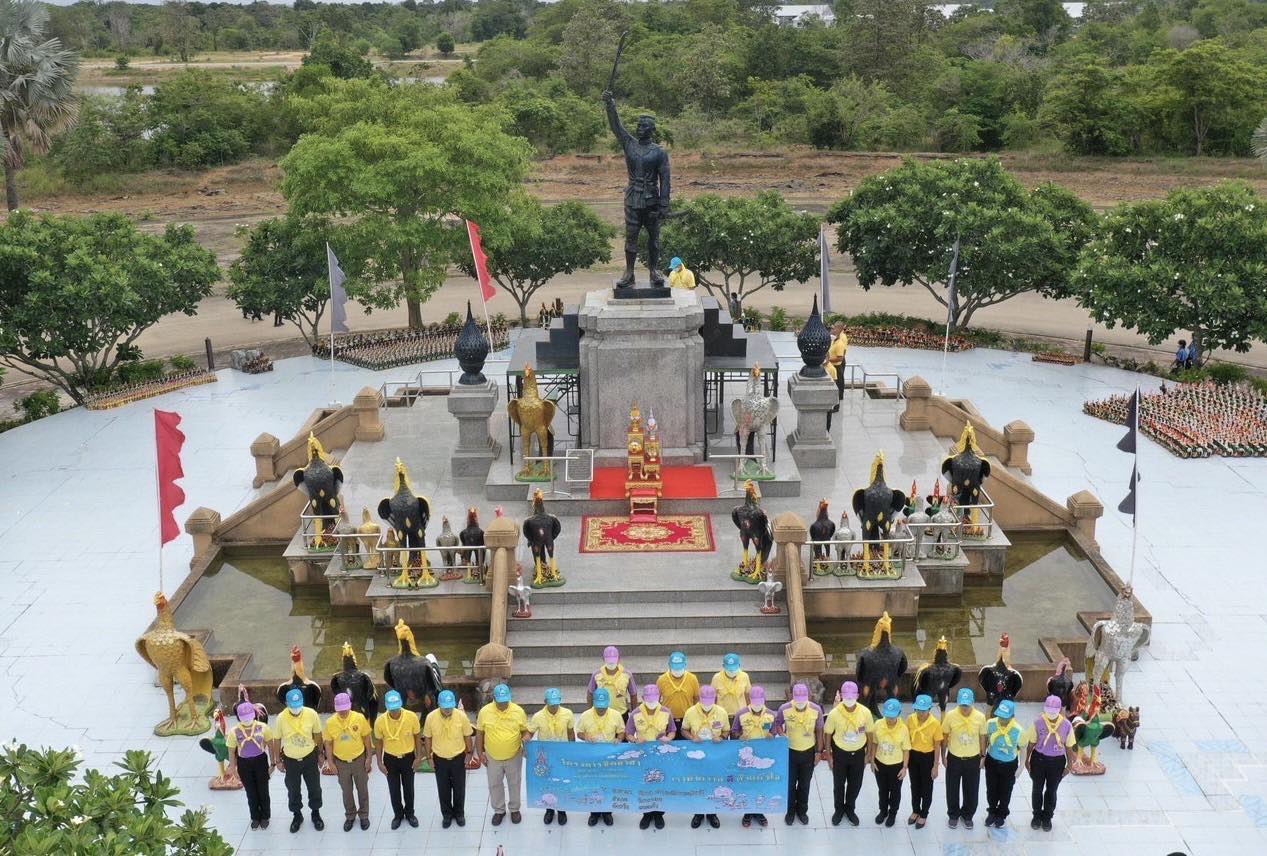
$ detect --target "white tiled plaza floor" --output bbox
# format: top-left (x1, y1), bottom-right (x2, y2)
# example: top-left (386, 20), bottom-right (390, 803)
top-left (1, 332), bottom-right (1264, 855)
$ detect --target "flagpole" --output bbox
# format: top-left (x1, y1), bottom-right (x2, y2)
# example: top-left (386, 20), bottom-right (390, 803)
top-left (153, 408), bottom-right (164, 593)
top-left (1128, 384), bottom-right (1140, 586)
top-left (467, 221), bottom-right (495, 341)
top-left (941, 235), bottom-right (960, 395)
top-left (326, 242), bottom-right (339, 407)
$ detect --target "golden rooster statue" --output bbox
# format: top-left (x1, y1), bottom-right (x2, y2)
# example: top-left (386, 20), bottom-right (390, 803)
top-left (135, 592), bottom-right (214, 736)
top-left (508, 365), bottom-right (556, 481)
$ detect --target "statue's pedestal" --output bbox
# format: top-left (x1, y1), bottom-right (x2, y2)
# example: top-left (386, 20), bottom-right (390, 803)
top-left (579, 288), bottom-right (705, 464)
top-left (447, 378), bottom-right (501, 478)
top-left (786, 373), bottom-right (837, 469)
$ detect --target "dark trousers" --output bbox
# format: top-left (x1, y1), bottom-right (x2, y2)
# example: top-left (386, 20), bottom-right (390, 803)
top-left (283, 751), bottom-right (322, 814)
top-left (945, 754), bottom-right (980, 820)
top-left (875, 760), bottom-right (903, 818)
top-left (433, 754), bottom-right (466, 820)
top-left (787, 747), bottom-right (816, 815)
top-left (834, 365), bottom-right (845, 399)
top-left (385, 752), bottom-right (416, 819)
top-left (831, 745), bottom-right (866, 812)
top-left (673, 719), bottom-right (686, 740)
top-left (985, 756), bottom-right (1018, 820)
top-left (908, 749), bottom-right (935, 816)
top-left (237, 752), bottom-right (270, 821)
top-left (1030, 753), bottom-right (1066, 821)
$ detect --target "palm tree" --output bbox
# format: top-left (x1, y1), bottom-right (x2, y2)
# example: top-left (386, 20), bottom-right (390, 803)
top-left (0, 0), bottom-right (79, 211)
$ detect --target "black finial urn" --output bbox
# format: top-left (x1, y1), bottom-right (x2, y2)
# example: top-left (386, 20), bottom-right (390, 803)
top-left (796, 295), bottom-right (831, 379)
top-left (455, 301), bottom-right (490, 385)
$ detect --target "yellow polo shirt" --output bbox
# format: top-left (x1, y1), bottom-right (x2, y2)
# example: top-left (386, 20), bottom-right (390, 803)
top-left (374, 709), bottom-right (421, 758)
top-left (906, 712), bottom-right (943, 754)
top-left (591, 666), bottom-right (635, 714)
top-left (529, 707), bottom-right (574, 742)
top-left (777, 703), bottom-right (823, 752)
top-left (825, 332), bottom-right (848, 380)
top-left (576, 708), bottom-right (625, 743)
top-left (682, 703), bottom-right (730, 741)
top-left (824, 702), bottom-right (873, 752)
top-left (628, 704), bottom-right (674, 742)
top-left (274, 707), bottom-right (322, 760)
top-left (872, 718), bottom-right (911, 766)
top-left (656, 671), bottom-right (700, 721)
top-left (942, 707), bottom-right (987, 758)
top-left (424, 708), bottom-right (474, 760)
top-left (669, 267), bottom-right (696, 289)
top-left (476, 702), bottom-right (528, 761)
top-left (324, 711), bottom-right (370, 762)
top-left (710, 670), bottom-right (752, 717)
top-left (733, 706), bottom-right (775, 740)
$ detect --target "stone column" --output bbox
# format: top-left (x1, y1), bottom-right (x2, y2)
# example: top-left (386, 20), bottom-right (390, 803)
top-left (447, 378), bottom-right (501, 479)
top-left (353, 386), bottom-right (385, 441)
top-left (1004, 420), bottom-right (1035, 475)
top-left (899, 376), bottom-right (933, 431)
top-left (773, 512), bottom-right (827, 681)
top-left (785, 373), bottom-right (837, 469)
top-left (1066, 490), bottom-right (1104, 550)
top-left (184, 507), bottom-right (222, 568)
top-left (250, 433), bottom-right (280, 488)
top-left (474, 516), bottom-right (517, 679)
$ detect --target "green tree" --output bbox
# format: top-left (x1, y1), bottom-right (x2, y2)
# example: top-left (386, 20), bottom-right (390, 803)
top-left (0, 0), bottom-right (79, 211)
top-left (0, 211), bottom-right (219, 403)
top-left (1072, 182), bottom-right (1267, 362)
top-left (496, 79), bottom-right (604, 154)
top-left (658, 190), bottom-right (820, 311)
top-left (49, 90), bottom-right (149, 184)
top-left (159, 0), bottom-right (201, 63)
top-left (0, 743), bottom-right (231, 855)
top-left (1040, 59), bottom-right (1132, 155)
top-left (556, 0), bottom-right (628, 98)
top-left (454, 197), bottom-right (614, 325)
top-left (934, 108), bottom-right (982, 152)
top-left (436, 31), bottom-right (455, 55)
top-left (303, 31), bottom-right (373, 79)
top-left (844, 0), bottom-right (929, 94)
top-left (1150, 41), bottom-right (1262, 155)
top-left (471, 0), bottom-right (527, 41)
top-left (996, 0), bottom-right (1071, 43)
top-left (147, 70), bottom-right (271, 168)
top-left (281, 79), bottom-right (534, 328)
top-left (827, 158), bottom-right (1094, 330)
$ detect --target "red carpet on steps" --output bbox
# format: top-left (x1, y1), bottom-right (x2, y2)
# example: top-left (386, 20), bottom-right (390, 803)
top-left (590, 466), bottom-right (719, 499)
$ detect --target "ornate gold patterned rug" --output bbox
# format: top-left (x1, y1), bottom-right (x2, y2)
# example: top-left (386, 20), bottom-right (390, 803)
top-left (579, 514), bottom-right (715, 553)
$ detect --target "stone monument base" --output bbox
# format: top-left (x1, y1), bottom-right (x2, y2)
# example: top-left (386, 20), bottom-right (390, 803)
top-left (611, 280), bottom-right (672, 300)
top-left (447, 378), bottom-right (501, 478)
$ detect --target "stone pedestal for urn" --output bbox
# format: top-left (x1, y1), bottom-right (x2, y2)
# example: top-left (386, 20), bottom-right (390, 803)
top-left (785, 295), bottom-right (837, 469)
top-left (449, 302), bottom-right (500, 478)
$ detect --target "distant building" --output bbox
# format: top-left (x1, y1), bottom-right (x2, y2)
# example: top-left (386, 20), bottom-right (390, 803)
top-left (773, 4), bottom-right (837, 27)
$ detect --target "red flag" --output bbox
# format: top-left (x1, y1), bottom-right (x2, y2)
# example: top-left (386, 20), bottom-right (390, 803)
top-left (466, 220), bottom-right (497, 304)
top-left (155, 410), bottom-right (186, 545)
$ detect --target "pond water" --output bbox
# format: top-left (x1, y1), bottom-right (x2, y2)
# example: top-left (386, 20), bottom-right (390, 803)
top-left (175, 549), bottom-right (485, 680)
top-left (809, 532), bottom-right (1118, 667)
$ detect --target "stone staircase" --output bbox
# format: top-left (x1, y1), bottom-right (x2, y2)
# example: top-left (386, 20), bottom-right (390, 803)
top-left (506, 585), bottom-right (791, 712)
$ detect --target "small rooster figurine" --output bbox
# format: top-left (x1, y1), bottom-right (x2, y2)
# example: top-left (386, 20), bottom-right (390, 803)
top-left (199, 708), bottom-right (242, 790)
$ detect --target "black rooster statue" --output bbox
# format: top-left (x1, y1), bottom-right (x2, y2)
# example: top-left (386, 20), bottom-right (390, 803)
top-left (459, 506), bottom-right (487, 584)
top-left (914, 636), bottom-right (963, 713)
top-left (808, 499), bottom-right (836, 575)
top-left (379, 458), bottom-right (433, 584)
top-left (330, 641), bottom-right (378, 724)
top-left (856, 612), bottom-right (908, 715)
top-left (276, 646), bottom-right (322, 709)
top-left (294, 434), bottom-right (344, 547)
top-left (731, 480), bottom-right (773, 583)
top-left (384, 619), bottom-right (445, 715)
top-left (978, 633), bottom-right (1024, 707)
top-left (942, 422), bottom-right (991, 528)
top-left (852, 451), bottom-right (907, 577)
top-left (1047, 656), bottom-right (1076, 713)
top-left (523, 489), bottom-right (563, 587)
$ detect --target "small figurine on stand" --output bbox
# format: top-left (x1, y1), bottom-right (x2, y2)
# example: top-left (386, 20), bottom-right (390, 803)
top-left (356, 508), bottom-right (382, 570)
top-left (914, 636), bottom-right (963, 713)
top-left (809, 499), bottom-right (836, 575)
top-left (903, 481), bottom-right (929, 559)
top-left (295, 434), bottom-right (344, 549)
top-left (926, 483), bottom-right (959, 559)
top-left (379, 459), bottom-right (436, 589)
top-left (1085, 586), bottom-right (1151, 702)
top-left (436, 516), bottom-right (462, 581)
top-left (1113, 707), bottom-right (1140, 750)
top-left (856, 612), bottom-right (908, 715)
top-left (460, 507), bottom-right (487, 584)
top-left (758, 568), bottom-right (783, 614)
top-left (331, 642), bottom-right (378, 724)
top-left (834, 509), bottom-right (856, 570)
top-left (524, 489), bottom-right (564, 588)
top-left (199, 708), bottom-right (242, 789)
top-left (1047, 657), bottom-right (1075, 713)
top-left (510, 570), bottom-right (533, 618)
top-left (731, 365), bottom-right (778, 479)
top-left (977, 633), bottom-right (1023, 706)
top-left (731, 480), bottom-right (773, 583)
top-left (1071, 685), bottom-right (1116, 775)
top-left (851, 452), bottom-right (907, 578)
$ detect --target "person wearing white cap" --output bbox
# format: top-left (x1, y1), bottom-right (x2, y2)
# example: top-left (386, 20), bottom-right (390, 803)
top-left (628, 684), bottom-right (676, 829)
top-left (1022, 694), bottom-right (1077, 832)
top-left (529, 688), bottom-right (575, 826)
top-left (588, 645), bottom-right (637, 718)
top-left (869, 698), bottom-right (910, 827)
top-left (424, 689), bottom-right (474, 828)
top-left (711, 652), bottom-right (751, 717)
top-left (476, 683), bottom-right (530, 826)
top-left (374, 689), bottom-right (422, 830)
top-left (323, 692), bottom-right (372, 831)
top-left (732, 686), bottom-right (775, 828)
top-left (682, 684), bottom-right (729, 828)
top-left (272, 687), bottom-right (325, 833)
top-left (577, 687), bottom-right (625, 826)
top-left (774, 682), bottom-right (824, 826)
top-left (940, 687), bottom-right (987, 829)
top-left (823, 680), bottom-right (872, 826)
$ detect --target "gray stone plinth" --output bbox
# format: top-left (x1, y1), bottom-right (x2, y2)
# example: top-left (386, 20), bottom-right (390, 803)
top-left (785, 373), bottom-right (838, 469)
top-left (578, 288), bottom-right (706, 460)
top-left (447, 378), bottom-right (501, 478)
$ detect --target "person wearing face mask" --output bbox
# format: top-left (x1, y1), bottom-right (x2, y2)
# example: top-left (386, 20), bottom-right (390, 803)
top-left (272, 687), bottom-right (325, 834)
top-left (774, 683), bottom-right (824, 826)
top-left (323, 692), bottom-right (373, 832)
top-left (711, 653), bottom-right (751, 718)
top-left (577, 688), bottom-right (625, 827)
top-left (905, 693), bottom-right (943, 830)
top-left (424, 689), bottom-right (475, 829)
top-left (657, 651), bottom-right (700, 740)
top-left (984, 699), bottom-right (1024, 828)
top-left (869, 698), bottom-right (910, 828)
top-left (682, 685), bottom-right (730, 829)
top-left (627, 684), bottom-right (675, 829)
top-left (823, 680), bottom-right (873, 827)
top-left (528, 688), bottom-right (575, 827)
top-left (1022, 694), bottom-right (1077, 832)
top-left (941, 687), bottom-right (987, 829)
top-left (588, 645), bottom-right (637, 719)
top-left (226, 701), bottom-right (275, 830)
top-left (732, 685), bottom-right (775, 828)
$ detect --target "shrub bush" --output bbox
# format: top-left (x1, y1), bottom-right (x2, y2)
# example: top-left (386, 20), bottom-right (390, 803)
top-left (768, 306), bottom-right (789, 332)
top-left (169, 354), bottom-right (197, 373)
top-left (116, 359), bottom-right (167, 385)
top-left (1208, 362), bottom-right (1249, 384)
top-left (16, 390), bottom-right (60, 421)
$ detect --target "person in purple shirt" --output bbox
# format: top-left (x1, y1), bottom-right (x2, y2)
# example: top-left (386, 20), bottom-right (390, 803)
top-left (1023, 695), bottom-right (1078, 832)
top-left (773, 683), bottom-right (825, 825)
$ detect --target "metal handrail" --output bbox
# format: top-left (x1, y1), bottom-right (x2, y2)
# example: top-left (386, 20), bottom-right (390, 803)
top-left (933, 483), bottom-right (996, 540)
top-left (805, 532), bottom-right (916, 579)
top-left (377, 358), bottom-right (510, 407)
top-left (862, 370), bottom-right (905, 400)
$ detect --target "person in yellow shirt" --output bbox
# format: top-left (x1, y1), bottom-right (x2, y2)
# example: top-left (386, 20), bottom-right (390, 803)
top-left (825, 322), bottom-right (848, 428)
top-left (941, 687), bottom-right (987, 829)
top-left (272, 688), bottom-right (325, 834)
top-left (577, 688), bottom-right (625, 827)
top-left (682, 685), bottom-right (730, 829)
top-left (373, 690), bottom-right (422, 830)
top-left (710, 653), bottom-right (751, 717)
top-left (588, 645), bottom-right (637, 717)
top-left (423, 689), bottom-right (474, 829)
top-left (668, 257), bottom-right (695, 289)
top-left (906, 693), bottom-right (943, 829)
top-left (656, 651), bottom-right (700, 739)
top-left (323, 692), bottom-right (372, 831)
top-left (731, 685), bottom-right (775, 828)
top-left (476, 683), bottom-right (529, 826)
top-left (528, 688), bottom-right (574, 827)
top-left (869, 698), bottom-right (911, 827)
top-left (774, 683), bottom-right (824, 826)
top-left (823, 680), bottom-right (872, 827)
top-left (627, 684), bottom-right (675, 830)
top-left (225, 701), bottom-right (274, 830)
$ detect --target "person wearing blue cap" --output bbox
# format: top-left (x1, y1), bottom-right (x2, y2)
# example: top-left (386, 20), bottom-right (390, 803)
top-left (711, 653), bottom-right (751, 717)
top-left (272, 687), bottom-right (326, 833)
top-left (657, 651), bottom-right (699, 741)
top-left (528, 688), bottom-right (575, 826)
top-left (940, 687), bottom-right (987, 829)
top-left (869, 698), bottom-right (911, 827)
top-left (375, 690), bottom-right (422, 830)
top-left (905, 694), bottom-right (943, 829)
top-left (984, 699), bottom-right (1024, 828)
top-left (476, 683), bottom-right (529, 826)
top-left (578, 687), bottom-right (625, 826)
top-left (667, 257), bottom-right (695, 290)
top-left (424, 689), bottom-right (474, 828)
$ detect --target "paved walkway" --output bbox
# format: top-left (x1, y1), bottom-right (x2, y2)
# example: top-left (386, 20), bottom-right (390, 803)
top-left (0, 336), bottom-right (1263, 855)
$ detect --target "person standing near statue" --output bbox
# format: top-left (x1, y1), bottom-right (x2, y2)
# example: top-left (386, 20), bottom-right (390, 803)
top-left (869, 698), bottom-right (910, 828)
top-left (273, 688), bottom-right (325, 834)
top-left (941, 687), bottom-right (987, 829)
top-left (226, 701), bottom-right (275, 830)
top-left (588, 645), bottom-right (637, 719)
top-left (475, 683), bottom-right (530, 826)
top-left (602, 74), bottom-right (671, 288)
top-left (826, 322), bottom-right (848, 410)
top-left (374, 690), bottom-right (423, 831)
top-left (323, 692), bottom-right (373, 832)
top-left (984, 699), bottom-right (1024, 828)
top-left (824, 680), bottom-right (872, 827)
top-left (906, 693), bottom-right (943, 830)
top-left (423, 689), bottom-right (474, 829)
top-left (774, 682), bottom-right (824, 826)
top-left (682, 685), bottom-right (730, 829)
top-left (711, 652), bottom-right (751, 717)
top-left (657, 651), bottom-right (700, 739)
top-left (577, 688), bottom-right (626, 827)
top-left (668, 257), bottom-right (695, 290)
top-left (1022, 694), bottom-right (1077, 832)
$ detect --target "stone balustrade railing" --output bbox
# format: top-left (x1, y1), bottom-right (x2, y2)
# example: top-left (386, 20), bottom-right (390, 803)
top-left (473, 516), bottom-right (517, 679)
top-left (772, 511), bottom-right (826, 681)
top-left (249, 386), bottom-right (384, 488)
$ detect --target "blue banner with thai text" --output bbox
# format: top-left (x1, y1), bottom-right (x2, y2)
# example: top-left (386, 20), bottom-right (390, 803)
top-left (525, 738), bottom-right (789, 815)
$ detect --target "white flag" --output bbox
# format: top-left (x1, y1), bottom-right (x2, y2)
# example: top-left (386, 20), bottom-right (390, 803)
top-left (327, 243), bottom-right (349, 334)
top-left (819, 227), bottom-right (832, 316)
